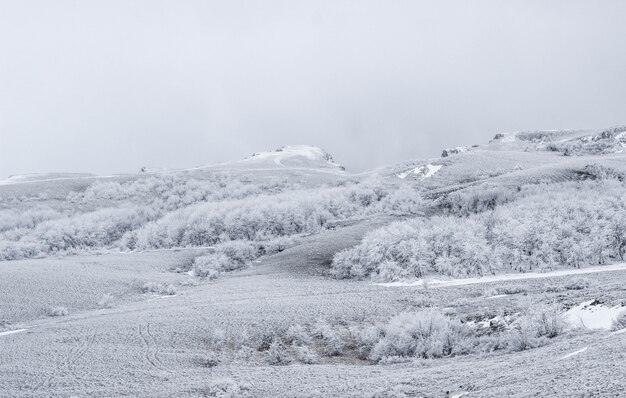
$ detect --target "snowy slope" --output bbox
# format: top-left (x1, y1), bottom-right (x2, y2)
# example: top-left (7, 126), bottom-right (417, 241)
top-left (235, 145), bottom-right (345, 171)
top-left (0, 172), bottom-right (97, 185)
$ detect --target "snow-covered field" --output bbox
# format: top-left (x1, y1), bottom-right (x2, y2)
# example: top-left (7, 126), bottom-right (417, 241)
top-left (2, 129), bottom-right (626, 397)
top-left (2, 219), bottom-right (626, 397)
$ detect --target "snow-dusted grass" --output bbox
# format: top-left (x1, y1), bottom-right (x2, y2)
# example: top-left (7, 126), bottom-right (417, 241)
top-left (2, 228), bottom-right (626, 397)
top-left (0, 250), bottom-right (198, 323)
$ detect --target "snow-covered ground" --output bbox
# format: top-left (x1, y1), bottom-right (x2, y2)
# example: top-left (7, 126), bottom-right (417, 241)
top-left (378, 263), bottom-right (626, 288)
top-left (2, 222), bottom-right (626, 397)
top-left (3, 128), bottom-right (626, 397)
top-left (239, 145), bottom-right (345, 171)
top-left (397, 163), bottom-right (442, 179)
top-left (0, 328), bottom-right (27, 337)
top-left (565, 300), bottom-right (624, 330)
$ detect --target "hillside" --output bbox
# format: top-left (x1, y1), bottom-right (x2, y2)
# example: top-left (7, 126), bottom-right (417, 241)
top-left (1, 128), bottom-right (626, 397)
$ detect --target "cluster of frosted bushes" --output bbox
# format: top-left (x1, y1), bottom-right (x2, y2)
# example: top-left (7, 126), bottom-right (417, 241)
top-left (0, 206), bottom-right (159, 260)
top-left (545, 127), bottom-right (626, 156)
top-left (334, 181), bottom-right (626, 281)
top-left (0, 241), bottom-right (47, 261)
top-left (364, 306), bottom-right (565, 360)
top-left (199, 306), bottom-right (565, 366)
top-left (332, 215), bottom-right (492, 280)
top-left (125, 184), bottom-right (422, 250)
top-left (0, 207), bottom-right (63, 233)
top-left (440, 184), bottom-right (517, 216)
top-left (189, 237), bottom-right (294, 279)
top-left (0, 176), bottom-right (422, 260)
top-left (67, 173), bottom-right (297, 211)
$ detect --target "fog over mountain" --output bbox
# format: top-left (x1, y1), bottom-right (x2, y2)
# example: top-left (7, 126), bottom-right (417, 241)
top-left (1, 0), bottom-right (626, 178)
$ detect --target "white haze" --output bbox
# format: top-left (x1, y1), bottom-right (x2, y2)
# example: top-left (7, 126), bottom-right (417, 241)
top-left (1, 0), bottom-right (625, 178)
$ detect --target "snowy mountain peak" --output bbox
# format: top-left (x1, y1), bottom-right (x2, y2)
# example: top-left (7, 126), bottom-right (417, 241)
top-left (244, 145), bottom-right (345, 171)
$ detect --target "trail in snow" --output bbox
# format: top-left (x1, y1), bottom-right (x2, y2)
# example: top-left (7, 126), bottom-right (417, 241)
top-left (378, 263), bottom-right (626, 288)
top-left (486, 294), bottom-right (509, 299)
top-left (559, 347), bottom-right (588, 360)
top-left (0, 329), bottom-right (27, 337)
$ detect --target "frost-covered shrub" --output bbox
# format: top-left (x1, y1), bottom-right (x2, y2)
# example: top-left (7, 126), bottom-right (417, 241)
top-left (582, 163), bottom-right (625, 181)
top-left (191, 237), bottom-right (297, 278)
top-left (48, 306), bottom-right (69, 317)
top-left (193, 351), bottom-right (220, 368)
top-left (505, 316), bottom-right (543, 351)
top-left (267, 341), bottom-right (290, 365)
top-left (218, 241), bottom-right (258, 265)
top-left (564, 278), bottom-right (590, 291)
top-left (191, 242), bottom-right (259, 278)
top-left (255, 236), bottom-right (295, 256)
top-left (255, 333), bottom-right (275, 352)
top-left (611, 310), bottom-right (626, 331)
top-left (293, 345), bottom-right (319, 364)
top-left (374, 186), bottom-right (424, 214)
top-left (504, 304), bottom-right (564, 351)
top-left (496, 285), bottom-right (527, 295)
top-left (483, 287), bottom-right (499, 297)
top-left (368, 311), bottom-right (470, 361)
top-left (441, 185), bottom-right (517, 216)
top-left (0, 208), bottom-right (62, 232)
top-left (192, 254), bottom-right (228, 279)
top-left (0, 241), bottom-right (46, 261)
top-left (203, 377), bottom-right (245, 398)
top-left (142, 282), bottom-right (176, 295)
top-left (372, 260), bottom-right (409, 282)
top-left (531, 304), bottom-right (566, 338)
top-left (349, 324), bottom-right (384, 360)
top-left (285, 324), bottom-right (313, 347)
top-left (329, 249), bottom-right (356, 279)
top-left (313, 320), bottom-right (347, 357)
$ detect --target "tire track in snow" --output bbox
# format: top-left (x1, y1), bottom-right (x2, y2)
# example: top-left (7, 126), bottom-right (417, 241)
top-left (138, 322), bottom-right (173, 374)
top-left (33, 329), bottom-right (97, 391)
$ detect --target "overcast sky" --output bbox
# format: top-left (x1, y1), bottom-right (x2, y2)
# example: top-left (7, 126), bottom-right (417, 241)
top-left (1, 1), bottom-right (625, 177)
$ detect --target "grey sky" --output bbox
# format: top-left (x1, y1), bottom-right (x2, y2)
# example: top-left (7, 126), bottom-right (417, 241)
top-left (1, 1), bottom-right (625, 177)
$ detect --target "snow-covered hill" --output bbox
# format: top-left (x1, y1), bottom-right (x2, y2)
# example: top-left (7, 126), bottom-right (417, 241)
top-left (3, 126), bottom-right (626, 398)
top-left (233, 145), bottom-right (345, 171)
